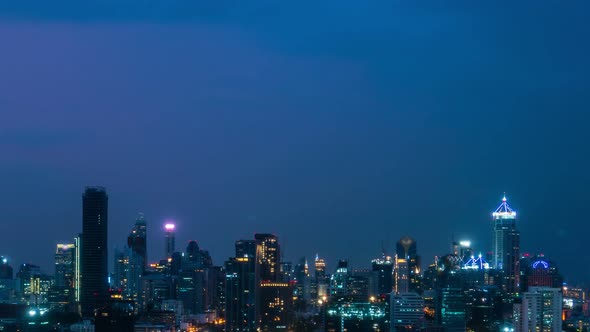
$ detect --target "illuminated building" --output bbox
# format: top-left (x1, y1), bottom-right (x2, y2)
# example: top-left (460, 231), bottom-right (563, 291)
top-left (314, 254), bottom-right (329, 299)
top-left (371, 254), bottom-right (394, 296)
top-left (81, 186), bottom-right (109, 317)
top-left (279, 262), bottom-right (292, 282)
top-left (52, 243), bottom-right (75, 306)
top-left (254, 234), bottom-right (280, 282)
top-left (330, 260), bottom-right (349, 299)
top-left (519, 255), bottom-right (562, 292)
top-left (16, 263), bottom-right (40, 304)
top-left (225, 240), bottom-right (257, 332)
top-left (491, 195), bottom-right (520, 294)
top-left (113, 245), bottom-right (143, 303)
top-left (513, 287), bottom-right (562, 332)
top-left (437, 271), bottom-right (466, 332)
top-left (258, 281), bottom-right (294, 331)
top-left (466, 286), bottom-right (503, 331)
top-left (127, 214), bottom-right (147, 271)
top-left (164, 223), bottom-right (175, 259)
top-left (391, 292), bottom-right (424, 330)
top-left (395, 258), bottom-right (409, 294)
top-left (396, 236), bottom-right (421, 293)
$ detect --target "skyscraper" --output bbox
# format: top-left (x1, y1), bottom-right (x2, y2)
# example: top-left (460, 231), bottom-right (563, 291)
top-left (396, 236), bottom-right (421, 293)
top-left (54, 243), bottom-right (76, 305)
top-left (127, 213), bottom-right (147, 270)
top-left (81, 186), bottom-right (109, 317)
top-left (254, 233), bottom-right (280, 282)
top-left (513, 287), bottom-right (562, 332)
top-left (225, 241), bottom-right (257, 331)
top-left (371, 255), bottom-right (393, 296)
top-left (492, 195), bottom-right (520, 294)
top-left (164, 223), bottom-right (176, 259)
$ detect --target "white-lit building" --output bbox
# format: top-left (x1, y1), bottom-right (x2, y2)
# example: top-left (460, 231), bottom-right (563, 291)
top-left (514, 287), bottom-right (562, 332)
top-left (390, 292), bottom-right (424, 331)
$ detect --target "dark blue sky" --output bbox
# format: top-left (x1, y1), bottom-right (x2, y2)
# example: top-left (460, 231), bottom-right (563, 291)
top-left (1, 1), bottom-right (589, 282)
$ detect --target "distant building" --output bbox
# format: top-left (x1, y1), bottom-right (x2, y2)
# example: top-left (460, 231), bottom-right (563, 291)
top-left (396, 236), bottom-right (421, 293)
top-left (372, 255), bottom-right (394, 296)
top-left (127, 214), bottom-right (147, 271)
top-left (514, 287), bottom-right (562, 332)
top-left (52, 243), bottom-right (76, 306)
top-left (164, 223), bottom-right (175, 259)
top-left (254, 234), bottom-right (280, 282)
top-left (225, 240), bottom-right (257, 331)
top-left (395, 258), bottom-right (409, 294)
top-left (491, 195), bottom-right (520, 294)
top-left (519, 255), bottom-right (562, 292)
top-left (258, 281), bottom-right (293, 331)
top-left (391, 292), bottom-right (424, 331)
top-left (81, 186), bottom-right (109, 317)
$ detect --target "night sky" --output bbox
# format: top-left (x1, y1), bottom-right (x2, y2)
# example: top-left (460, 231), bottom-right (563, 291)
top-left (1, 1), bottom-right (589, 282)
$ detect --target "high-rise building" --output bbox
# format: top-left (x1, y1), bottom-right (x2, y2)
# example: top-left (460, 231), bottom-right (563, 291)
top-left (254, 234), bottom-right (280, 282)
top-left (55, 244), bottom-right (75, 289)
top-left (371, 255), bottom-right (394, 296)
top-left (519, 255), bottom-right (562, 292)
top-left (391, 292), bottom-right (424, 330)
top-left (81, 186), bottom-right (109, 317)
top-left (396, 236), bottom-right (421, 293)
top-left (258, 281), bottom-right (294, 331)
top-left (127, 214), bottom-right (147, 270)
top-left (225, 255), bottom-right (257, 331)
top-left (53, 243), bottom-right (76, 305)
top-left (314, 254), bottom-right (328, 299)
top-left (0, 257), bottom-right (14, 303)
top-left (514, 287), bottom-right (562, 332)
top-left (164, 223), bottom-right (176, 259)
top-left (395, 258), bottom-right (409, 294)
top-left (492, 195), bottom-right (520, 294)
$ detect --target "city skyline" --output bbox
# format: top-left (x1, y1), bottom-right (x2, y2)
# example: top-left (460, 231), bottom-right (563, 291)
top-left (1, 0), bottom-right (589, 287)
top-left (0, 190), bottom-right (582, 286)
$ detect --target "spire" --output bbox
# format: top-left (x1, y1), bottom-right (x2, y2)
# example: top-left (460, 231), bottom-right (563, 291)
top-left (493, 194), bottom-right (516, 219)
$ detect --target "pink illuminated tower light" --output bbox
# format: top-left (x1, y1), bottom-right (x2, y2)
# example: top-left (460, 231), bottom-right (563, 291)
top-left (164, 222), bottom-right (176, 258)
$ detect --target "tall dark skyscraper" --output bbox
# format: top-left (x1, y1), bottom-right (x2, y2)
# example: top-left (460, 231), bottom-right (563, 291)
top-left (81, 186), bottom-right (109, 317)
top-left (396, 236), bottom-right (421, 293)
top-left (492, 195), bottom-right (520, 294)
top-left (127, 213), bottom-right (147, 270)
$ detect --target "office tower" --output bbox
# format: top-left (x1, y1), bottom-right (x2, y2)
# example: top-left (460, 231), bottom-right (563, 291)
top-left (467, 286), bottom-right (503, 331)
top-left (280, 262), bottom-right (293, 282)
top-left (492, 195), bottom-right (520, 294)
top-left (81, 186), bottom-right (109, 317)
top-left (330, 260), bottom-right (349, 299)
top-left (254, 234), bottom-right (280, 282)
top-left (225, 254), bottom-right (257, 331)
top-left (53, 243), bottom-right (76, 305)
top-left (55, 244), bottom-right (75, 289)
top-left (395, 258), bottom-right (409, 294)
top-left (396, 236), bottom-right (421, 293)
top-left (371, 254), bottom-right (394, 296)
top-left (177, 241), bottom-right (205, 314)
top-left (164, 223), bottom-right (176, 259)
top-left (258, 281), bottom-right (294, 331)
top-left (519, 255), bottom-right (562, 292)
top-left (314, 254), bottom-right (328, 299)
top-left (127, 214), bottom-right (147, 270)
top-left (438, 277), bottom-right (466, 332)
top-left (293, 257), bottom-right (311, 302)
top-left (514, 287), bottom-right (562, 332)
top-left (16, 263), bottom-right (40, 303)
top-left (391, 292), bottom-right (424, 331)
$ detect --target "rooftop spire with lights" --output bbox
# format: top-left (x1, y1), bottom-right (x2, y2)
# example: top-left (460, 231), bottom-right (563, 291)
top-left (492, 193), bottom-right (516, 219)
